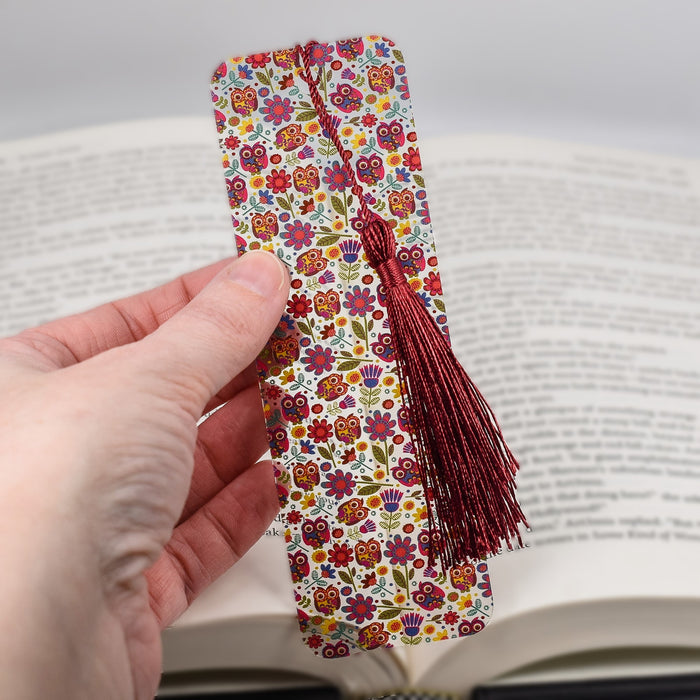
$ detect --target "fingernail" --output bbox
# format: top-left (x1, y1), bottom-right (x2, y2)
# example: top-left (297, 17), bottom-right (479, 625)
top-left (227, 251), bottom-right (287, 296)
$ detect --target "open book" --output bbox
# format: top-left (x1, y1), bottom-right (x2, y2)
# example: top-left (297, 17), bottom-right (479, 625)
top-left (2, 118), bottom-right (699, 699)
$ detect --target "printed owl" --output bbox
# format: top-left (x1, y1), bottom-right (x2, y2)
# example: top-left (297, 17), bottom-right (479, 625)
top-left (313, 290), bottom-right (340, 319)
top-left (329, 83), bottom-right (363, 113)
top-left (397, 244), bottom-right (426, 275)
top-left (358, 621), bottom-right (389, 650)
top-left (370, 333), bottom-right (395, 362)
top-left (337, 497), bottom-right (368, 526)
top-left (412, 581), bottom-right (445, 611)
top-left (296, 248), bottom-right (327, 276)
top-left (268, 426), bottom-right (289, 458)
top-left (354, 538), bottom-right (382, 568)
top-left (313, 585), bottom-right (340, 615)
top-left (230, 86), bottom-right (258, 116)
top-left (388, 189), bottom-right (415, 219)
top-left (356, 155), bottom-right (385, 186)
top-left (417, 528), bottom-right (443, 557)
top-left (449, 563), bottom-right (477, 592)
top-left (376, 120), bottom-right (405, 151)
top-left (270, 334), bottom-right (300, 367)
top-left (239, 142), bottom-right (268, 174)
top-left (288, 550), bottom-right (310, 583)
top-left (275, 123), bottom-right (307, 151)
top-left (225, 176), bottom-right (248, 208)
top-left (273, 47), bottom-right (297, 68)
top-left (391, 457), bottom-right (422, 487)
top-left (367, 64), bottom-right (395, 94)
top-left (301, 517), bottom-right (331, 549)
top-left (251, 211), bottom-right (278, 242)
top-left (292, 460), bottom-right (320, 491)
top-left (317, 373), bottom-right (348, 401)
top-left (336, 37), bottom-right (364, 60)
top-left (334, 414), bottom-right (361, 444)
top-left (212, 62), bottom-right (227, 82)
top-left (292, 164), bottom-right (320, 194)
top-left (214, 110), bottom-right (226, 133)
top-left (281, 392), bottom-right (310, 424)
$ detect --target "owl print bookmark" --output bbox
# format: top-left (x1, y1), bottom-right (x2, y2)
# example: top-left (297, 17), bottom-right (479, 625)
top-left (211, 36), bottom-right (524, 657)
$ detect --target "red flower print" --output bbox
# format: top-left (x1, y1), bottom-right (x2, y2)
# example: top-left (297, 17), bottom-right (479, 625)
top-left (365, 410), bottom-right (396, 441)
top-left (384, 534), bottom-right (416, 565)
top-left (321, 468), bottom-right (356, 498)
top-left (308, 634), bottom-right (323, 649)
top-left (308, 43), bottom-right (333, 66)
top-left (444, 611), bottom-right (460, 625)
top-left (343, 285), bottom-right (376, 317)
top-left (423, 270), bottom-right (442, 296)
top-left (322, 162), bottom-right (352, 192)
top-left (342, 594), bottom-right (376, 624)
top-left (328, 542), bottom-right (354, 567)
top-left (261, 95), bottom-right (294, 126)
top-left (266, 168), bottom-right (291, 193)
top-left (320, 323), bottom-right (336, 340)
top-left (286, 293), bottom-right (312, 318)
top-left (246, 52), bottom-right (270, 68)
top-left (301, 344), bottom-right (334, 375)
top-left (300, 197), bottom-right (315, 214)
top-left (308, 418), bottom-right (333, 444)
top-left (340, 447), bottom-right (356, 464)
top-left (402, 146), bottom-right (422, 171)
top-left (279, 73), bottom-right (295, 89)
top-left (282, 219), bottom-right (314, 250)
top-left (224, 135), bottom-right (240, 149)
top-left (361, 113), bottom-right (378, 127)
top-left (287, 510), bottom-right (302, 524)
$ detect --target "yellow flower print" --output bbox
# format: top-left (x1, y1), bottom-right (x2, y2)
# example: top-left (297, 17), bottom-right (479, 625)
top-left (305, 122), bottom-right (321, 136)
top-left (413, 505), bottom-right (429, 523)
top-left (435, 630), bottom-right (449, 641)
top-left (392, 384), bottom-right (403, 399)
top-left (403, 499), bottom-right (415, 511)
top-left (382, 376), bottom-right (395, 387)
top-left (388, 619), bottom-right (402, 633)
top-left (352, 133), bottom-right (368, 149)
top-left (250, 175), bottom-right (265, 189)
top-left (301, 493), bottom-right (316, 510)
top-left (341, 126), bottom-right (354, 138)
top-left (367, 495), bottom-right (382, 509)
top-left (332, 219), bottom-right (345, 231)
top-left (424, 624), bottom-right (436, 635)
top-left (387, 153), bottom-right (401, 167)
top-left (281, 369), bottom-right (295, 384)
top-left (315, 191), bottom-right (327, 202)
top-left (327, 246), bottom-right (341, 259)
top-left (380, 99), bottom-right (391, 112)
top-left (291, 425), bottom-right (306, 439)
top-left (377, 565), bottom-right (389, 576)
top-left (320, 617), bottom-right (338, 635)
top-left (458, 594), bottom-right (473, 611)
top-left (394, 593), bottom-right (407, 605)
top-left (347, 370), bottom-right (362, 383)
top-left (373, 469), bottom-right (386, 480)
top-left (238, 119), bottom-right (254, 136)
top-left (312, 550), bottom-right (327, 563)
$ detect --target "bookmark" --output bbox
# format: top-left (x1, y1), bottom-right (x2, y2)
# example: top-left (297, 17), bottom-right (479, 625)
top-left (211, 36), bottom-right (525, 656)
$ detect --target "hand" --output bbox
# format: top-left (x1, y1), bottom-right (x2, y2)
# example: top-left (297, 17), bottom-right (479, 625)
top-left (0, 252), bottom-right (289, 700)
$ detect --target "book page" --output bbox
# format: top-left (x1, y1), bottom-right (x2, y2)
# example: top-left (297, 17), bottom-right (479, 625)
top-left (405, 135), bottom-right (700, 690)
top-left (0, 118), bottom-right (233, 337)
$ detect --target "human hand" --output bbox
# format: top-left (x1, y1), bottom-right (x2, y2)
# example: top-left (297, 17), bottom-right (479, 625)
top-left (0, 251), bottom-right (289, 700)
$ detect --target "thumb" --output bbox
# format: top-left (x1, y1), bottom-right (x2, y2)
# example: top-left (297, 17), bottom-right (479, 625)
top-left (124, 250), bottom-right (289, 412)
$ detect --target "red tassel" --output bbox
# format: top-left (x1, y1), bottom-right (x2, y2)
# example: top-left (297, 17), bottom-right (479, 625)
top-left (299, 42), bottom-right (527, 568)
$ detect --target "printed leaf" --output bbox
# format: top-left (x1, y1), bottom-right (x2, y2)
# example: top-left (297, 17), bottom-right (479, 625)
top-left (357, 484), bottom-right (382, 496)
top-left (337, 359), bottom-right (362, 372)
top-left (331, 195), bottom-right (346, 217)
top-left (351, 320), bottom-right (366, 341)
top-left (347, 194), bottom-right (354, 208)
top-left (316, 234), bottom-right (341, 247)
top-left (372, 444), bottom-right (386, 464)
top-left (378, 608), bottom-right (403, 620)
top-left (276, 196), bottom-right (292, 211)
top-left (298, 100), bottom-right (313, 108)
top-left (414, 174), bottom-right (425, 188)
top-left (434, 298), bottom-right (446, 313)
top-left (392, 568), bottom-right (407, 590)
top-left (338, 570), bottom-right (354, 586)
top-left (255, 70), bottom-right (271, 86)
top-left (392, 49), bottom-right (405, 63)
top-left (319, 225), bottom-right (333, 233)
top-left (296, 320), bottom-right (312, 336)
top-left (317, 445), bottom-right (333, 461)
top-left (296, 110), bottom-right (319, 122)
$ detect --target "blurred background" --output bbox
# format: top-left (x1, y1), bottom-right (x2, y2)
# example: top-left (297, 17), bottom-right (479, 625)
top-left (2, 0), bottom-right (700, 156)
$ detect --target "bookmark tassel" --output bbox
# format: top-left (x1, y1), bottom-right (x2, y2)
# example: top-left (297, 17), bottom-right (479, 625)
top-left (299, 42), bottom-right (527, 567)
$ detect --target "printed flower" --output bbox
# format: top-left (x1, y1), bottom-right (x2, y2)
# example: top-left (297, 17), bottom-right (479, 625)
top-left (362, 113), bottom-right (378, 127)
top-left (286, 293), bottom-right (312, 318)
top-left (246, 52), bottom-right (270, 68)
top-left (400, 612), bottom-right (424, 637)
top-left (360, 364), bottom-right (382, 387)
top-left (402, 146), bottom-right (422, 171)
top-left (384, 534), bottom-right (416, 565)
top-left (328, 542), bottom-right (354, 567)
top-left (320, 563), bottom-right (336, 579)
top-left (423, 271), bottom-right (442, 296)
top-left (365, 410), bottom-right (396, 441)
top-left (308, 634), bottom-right (323, 649)
top-left (236, 63), bottom-right (253, 80)
top-left (344, 286), bottom-right (376, 317)
top-left (320, 323), bottom-right (336, 340)
top-left (299, 439), bottom-right (316, 454)
top-left (224, 135), bottom-right (240, 149)
top-left (287, 510), bottom-right (302, 524)
top-left (308, 43), bottom-right (334, 66)
top-left (444, 611), bottom-right (460, 625)
top-left (374, 42), bottom-right (390, 57)
top-left (261, 95), bottom-right (294, 125)
top-left (300, 198), bottom-right (315, 214)
top-left (339, 239), bottom-right (362, 262)
top-left (266, 168), bottom-right (291, 193)
top-left (322, 162), bottom-right (352, 192)
top-left (308, 418), bottom-right (333, 443)
top-left (341, 447), bottom-right (356, 464)
top-left (282, 219), bottom-right (314, 250)
top-left (321, 469), bottom-right (356, 499)
top-left (380, 488), bottom-right (403, 513)
top-left (279, 73), bottom-right (295, 89)
top-left (395, 167), bottom-right (411, 183)
top-left (342, 594), bottom-right (376, 624)
top-left (301, 344), bottom-right (334, 375)
top-left (259, 189), bottom-right (274, 205)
